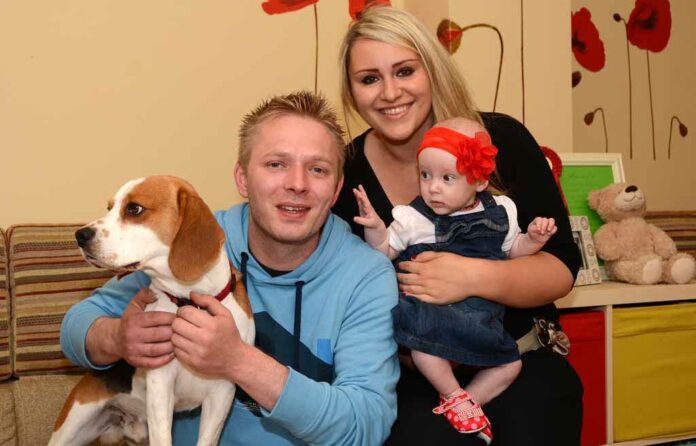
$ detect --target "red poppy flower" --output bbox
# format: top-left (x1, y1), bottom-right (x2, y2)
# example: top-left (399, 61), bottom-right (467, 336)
top-left (571, 8), bottom-right (605, 72)
top-left (349, 0), bottom-right (391, 21)
top-left (262, 0), bottom-right (318, 15)
top-left (627, 0), bottom-right (671, 52)
top-left (437, 19), bottom-right (463, 54)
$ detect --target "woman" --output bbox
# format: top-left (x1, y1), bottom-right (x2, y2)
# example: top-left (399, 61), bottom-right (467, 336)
top-left (332, 6), bottom-right (583, 445)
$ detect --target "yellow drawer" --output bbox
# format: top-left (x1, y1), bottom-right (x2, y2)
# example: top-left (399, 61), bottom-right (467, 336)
top-left (613, 302), bottom-right (696, 442)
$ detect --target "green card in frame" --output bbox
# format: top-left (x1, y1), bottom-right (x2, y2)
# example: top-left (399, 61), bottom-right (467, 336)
top-left (559, 153), bottom-right (625, 234)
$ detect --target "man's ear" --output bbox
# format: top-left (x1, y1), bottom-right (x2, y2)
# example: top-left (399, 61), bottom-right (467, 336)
top-left (476, 180), bottom-right (489, 192)
top-left (330, 175), bottom-right (345, 207)
top-left (234, 161), bottom-right (249, 199)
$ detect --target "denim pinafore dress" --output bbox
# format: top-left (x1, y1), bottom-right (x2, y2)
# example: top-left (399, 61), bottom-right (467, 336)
top-left (392, 191), bottom-right (520, 366)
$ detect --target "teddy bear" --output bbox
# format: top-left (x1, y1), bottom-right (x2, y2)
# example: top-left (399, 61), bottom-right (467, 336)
top-left (587, 182), bottom-right (695, 285)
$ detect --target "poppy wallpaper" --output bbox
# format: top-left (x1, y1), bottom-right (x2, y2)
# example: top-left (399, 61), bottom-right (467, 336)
top-left (572, 0), bottom-right (695, 211)
top-left (0, 0), bottom-right (693, 225)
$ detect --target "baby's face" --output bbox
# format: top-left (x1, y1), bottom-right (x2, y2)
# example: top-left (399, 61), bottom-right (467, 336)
top-left (418, 148), bottom-right (484, 215)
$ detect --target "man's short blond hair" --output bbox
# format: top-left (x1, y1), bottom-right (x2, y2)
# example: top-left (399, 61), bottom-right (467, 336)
top-left (238, 91), bottom-right (346, 173)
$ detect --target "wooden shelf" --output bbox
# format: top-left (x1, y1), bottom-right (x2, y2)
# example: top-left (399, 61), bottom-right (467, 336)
top-left (556, 280), bottom-right (696, 309)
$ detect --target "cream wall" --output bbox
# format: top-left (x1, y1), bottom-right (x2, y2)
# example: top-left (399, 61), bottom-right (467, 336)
top-left (448, 0), bottom-right (573, 154)
top-left (408, 0), bottom-right (573, 153)
top-left (0, 1), bottom-right (370, 227)
top-left (572, 0), bottom-right (696, 210)
top-left (1, 0), bottom-right (575, 226)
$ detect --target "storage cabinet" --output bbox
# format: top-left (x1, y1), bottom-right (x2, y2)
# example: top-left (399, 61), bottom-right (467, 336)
top-left (560, 310), bottom-right (606, 446)
top-left (556, 281), bottom-right (696, 445)
top-left (613, 302), bottom-right (696, 442)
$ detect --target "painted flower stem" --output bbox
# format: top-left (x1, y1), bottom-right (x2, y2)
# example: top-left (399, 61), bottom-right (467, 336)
top-left (313, 4), bottom-right (318, 94)
top-left (646, 51), bottom-right (656, 160)
top-left (459, 24), bottom-right (504, 112)
top-left (521, 0), bottom-right (525, 124)
top-left (614, 14), bottom-right (634, 159)
top-left (585, 107), bottom-right (608, 153)
top-left (668, 116), bottom-right (688, 159)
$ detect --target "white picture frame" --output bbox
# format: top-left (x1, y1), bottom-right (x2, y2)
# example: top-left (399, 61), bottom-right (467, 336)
top-left (569, 215), bottom-right (601, 286)
top-left (559, 153), bottom-right (626, 282)
top-left (559, 153), bottom-right (625, 182)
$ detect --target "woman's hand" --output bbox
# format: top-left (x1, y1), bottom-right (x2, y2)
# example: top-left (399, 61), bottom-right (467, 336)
top-left (398, 250), bottom-right (575, 308)
top-left (397, 251), bottom-right (483, 304)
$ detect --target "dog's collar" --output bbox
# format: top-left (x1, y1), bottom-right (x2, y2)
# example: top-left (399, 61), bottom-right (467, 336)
top-left (164, 262), bottom-right (236, 308)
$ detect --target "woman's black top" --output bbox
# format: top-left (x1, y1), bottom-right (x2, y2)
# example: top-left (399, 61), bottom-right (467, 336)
top-left (332, 112), bottom-right (581, 339)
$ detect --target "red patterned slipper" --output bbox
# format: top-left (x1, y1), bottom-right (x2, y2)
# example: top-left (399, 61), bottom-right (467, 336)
top-left (477, 425), bottom-right (493, 445)
top-left (432, 390), bottom-right (490, 434)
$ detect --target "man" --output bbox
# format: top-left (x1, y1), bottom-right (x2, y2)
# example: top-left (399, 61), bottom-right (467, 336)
top-left (61, 91), bottom-right (399, 445)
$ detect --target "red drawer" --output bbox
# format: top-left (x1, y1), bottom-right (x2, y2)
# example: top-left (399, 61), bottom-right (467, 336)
top-left (561, 310), bottom-right (606, 446)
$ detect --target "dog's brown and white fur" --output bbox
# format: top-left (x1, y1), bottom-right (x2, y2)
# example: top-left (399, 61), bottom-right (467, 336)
top-left (49, 175), bottom-right (255, 446)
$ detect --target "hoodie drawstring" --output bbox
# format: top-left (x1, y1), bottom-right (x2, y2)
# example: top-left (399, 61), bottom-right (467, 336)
top-left (240, 251), bottom-right (305, 371)
top-left (293, 280), bottom-right (305, 371)
top-left (240, 252), bottom-right (249, 291)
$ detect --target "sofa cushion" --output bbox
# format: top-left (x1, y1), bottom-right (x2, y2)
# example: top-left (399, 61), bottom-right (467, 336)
top-left (12, 374), bottom-right (83, 446)
top-left (7, 225), bottom-right (113, 376)
top-left (0, 228), bottom-right (11, 381)
top-left (645, 210), bottom-right (696, 259)
top-left (0, 383), bottom-right (18, 446)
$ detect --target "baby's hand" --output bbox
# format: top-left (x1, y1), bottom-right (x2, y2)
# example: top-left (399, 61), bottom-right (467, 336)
top-left (353, 185), bottom-right (385, 230)
top-left (527, 217), bottom-right (557, 243)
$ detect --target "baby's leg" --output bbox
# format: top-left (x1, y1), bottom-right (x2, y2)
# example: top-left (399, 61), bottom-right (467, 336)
top-left (411, 349), bottom-right (460, 396)
top-left (467, 359), bottom-right (522, 405)
top-left (415, 350), bottom-right (504, 443)
top-left (412, 350), bottom-right (482, 425)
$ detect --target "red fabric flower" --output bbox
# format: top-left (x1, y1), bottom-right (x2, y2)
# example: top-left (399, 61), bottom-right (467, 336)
top-left (437, 19), bottom-right (463, 54)
top-left (627, 0), bottom-right (671, 52)
top-left (262, 0), bottom-right (318, 15)
top-left (571, 8), bottom-right (605, 72)
top-left (418, 128), bottom-right (498, 185)
top-left (458, 132), bottom-right (498, 184)
top-left (349, 0), bottom-right (391, 21)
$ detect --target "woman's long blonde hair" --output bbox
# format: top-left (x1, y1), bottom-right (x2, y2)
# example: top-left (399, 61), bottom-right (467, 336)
top-left (339, 6), bottom-right (481, 128)
top-left (338, 7), bottom-right (509, 193)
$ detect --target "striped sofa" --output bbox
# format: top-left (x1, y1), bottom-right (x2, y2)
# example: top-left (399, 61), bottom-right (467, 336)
top-left (0, 225), bottom-right (113, 446)
top-left (644, 211), bottom-right (696, 260)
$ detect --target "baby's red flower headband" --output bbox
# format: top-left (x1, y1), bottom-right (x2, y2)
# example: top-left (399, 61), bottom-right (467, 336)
top-left (416, 126), bottom-right (499, 184)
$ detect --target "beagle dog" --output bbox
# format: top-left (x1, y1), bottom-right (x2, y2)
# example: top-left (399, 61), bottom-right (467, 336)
top-left (49, 175), bottom-right (255, 446)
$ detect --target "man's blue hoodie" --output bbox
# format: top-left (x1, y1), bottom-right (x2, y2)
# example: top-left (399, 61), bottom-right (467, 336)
top-left (61, 203), bottom-right (399, 445)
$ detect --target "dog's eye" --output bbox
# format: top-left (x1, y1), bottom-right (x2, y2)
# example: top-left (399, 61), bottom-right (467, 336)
top-left (125, 203), bottom-right (145, 216)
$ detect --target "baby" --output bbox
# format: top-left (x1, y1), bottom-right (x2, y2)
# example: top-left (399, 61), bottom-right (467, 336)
top-left (353, 117), bottom-right (557, 444)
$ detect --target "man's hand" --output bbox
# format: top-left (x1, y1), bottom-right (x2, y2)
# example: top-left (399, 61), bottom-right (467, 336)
top-left (118, 289), bottom-right (176, 367)
top-left (173, 293), bottom-right (288, 411)
top-left (87, 288), bottom-right (175, 368)
top-left (527, 217), bottom-right (557, 244)
top-left (171, 292), bottom-right (248, 380)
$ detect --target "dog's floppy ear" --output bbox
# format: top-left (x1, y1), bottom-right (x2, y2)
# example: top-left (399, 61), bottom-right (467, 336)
top-left (169, 187), bottom-right (225, 282)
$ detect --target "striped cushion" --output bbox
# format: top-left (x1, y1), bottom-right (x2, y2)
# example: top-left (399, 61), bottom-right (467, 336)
top-left (7, 225), bottom-right (114, 376)
top-left (0, 228), bottom-right (11, 381)
top-left (645, 211), bottom-right (696, 259)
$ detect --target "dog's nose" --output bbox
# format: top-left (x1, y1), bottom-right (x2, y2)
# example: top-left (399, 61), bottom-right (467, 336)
top-left (75, 227), bottom-right (96, 248)
top-left (625, 185), bottom-right (638, 193)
